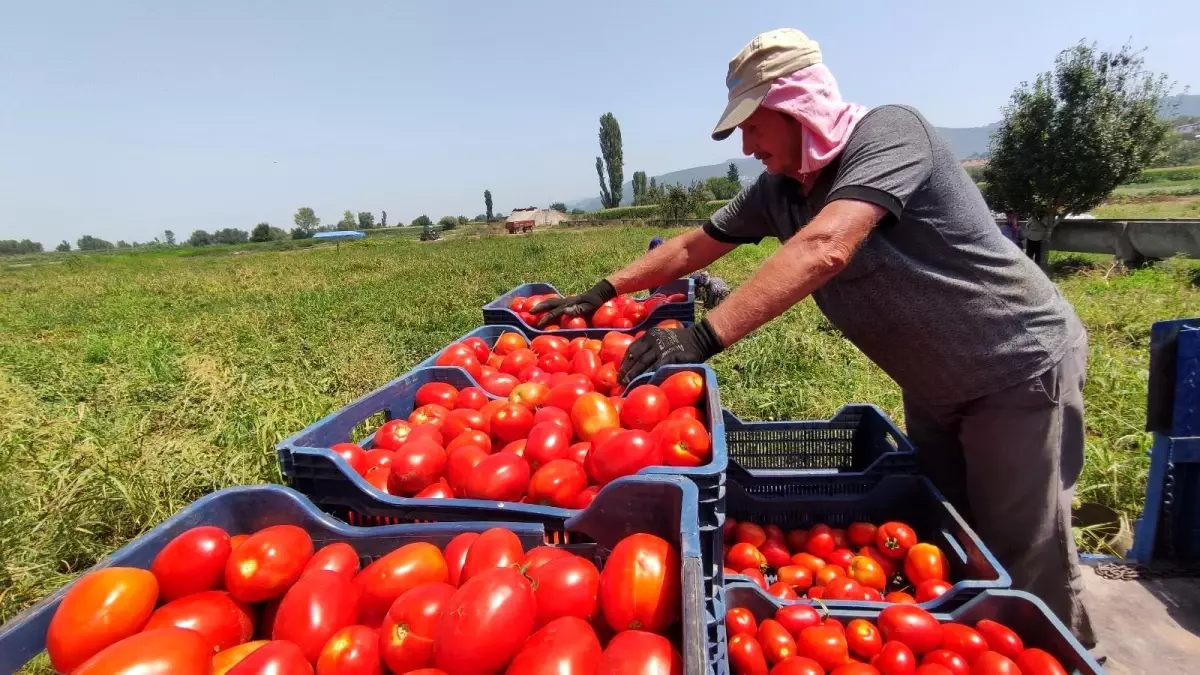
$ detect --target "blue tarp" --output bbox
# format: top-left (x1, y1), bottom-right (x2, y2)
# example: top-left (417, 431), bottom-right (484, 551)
top-left (312, 231), bottom-right (366, 240)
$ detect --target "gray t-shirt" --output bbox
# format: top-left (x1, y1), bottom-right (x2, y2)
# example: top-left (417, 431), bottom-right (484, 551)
top-left (707, 104), bottom-right (1083, 405)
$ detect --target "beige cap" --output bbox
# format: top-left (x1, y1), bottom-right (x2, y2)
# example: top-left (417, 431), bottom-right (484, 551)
top-left (711, 28), bottom-right (822, 141)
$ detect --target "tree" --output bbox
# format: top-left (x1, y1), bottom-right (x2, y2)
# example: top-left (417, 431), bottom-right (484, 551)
top-left (704, 176), bottom-right (740, 200)
top-left (337, 210), bottom-right (356, 230)
top-left (163, 230), bottom-right (175, 246)
top-left (212, 228), bottom-right (249, 245)
top-left (727, 162), bottom-right (741, 184)
top-left (484, 190), bottom-right (494, 221)
top-left (293, 207), bottom-right (320, 236)
top-left (983, 41), bottom-right (1173, 265)
top-left (357, 211), bottom-right (376, 229)
top-left (458, 216), bottom-right (470, 225)
top-left (381, 210), bottom-right (388, 228)
top-left (631, 171), bottom-right (648, 205)
top-left (77, 235), bottom-right (114, 250)
top-left (549, 202), bottom-right (568, 213)
top-left (659, 184), bottom-right (698, 221)
top-left (596, 112), bottom-right (624, 208)
top-left (290, 227), bottom-right (312, 240)
top-left (250, 222), bottom-right (280, 242)
top-left (116, 240), bottom-right (130, 249)
top-left (187, 230), bottom-right (213, 247)
top-left (0, 239), bottom-right (43, 255)
top-left (474, 214), bottom-right (488, 222)
top-left (411, 214), bottom-right (433, 229)
top-left (56, 240), bottom-right (70, 252)
top-left (438, 216), bottom-right (458, 231)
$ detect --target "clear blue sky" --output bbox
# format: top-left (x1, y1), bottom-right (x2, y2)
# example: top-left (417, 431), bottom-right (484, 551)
top-left (1, 0), bottom-right (1195, 247)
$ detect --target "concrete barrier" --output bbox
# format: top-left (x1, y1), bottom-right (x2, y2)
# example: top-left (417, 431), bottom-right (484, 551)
top-left (1035, 219), bottom-right (1200, 264)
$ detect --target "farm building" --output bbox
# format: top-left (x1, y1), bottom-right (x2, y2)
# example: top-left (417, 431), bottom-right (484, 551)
top-left (505, 208), bottom-right (568, 233)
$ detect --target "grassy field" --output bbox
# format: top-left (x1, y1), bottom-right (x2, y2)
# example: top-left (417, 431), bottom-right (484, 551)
top-left (1092, 196), bottom-right (1200, 218)
top-left (2, 226), bottom-right (1198, 655)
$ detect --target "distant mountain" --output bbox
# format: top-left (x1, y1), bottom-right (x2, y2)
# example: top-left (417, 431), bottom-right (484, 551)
top-left (566, 95), bottom-right (1200, 210)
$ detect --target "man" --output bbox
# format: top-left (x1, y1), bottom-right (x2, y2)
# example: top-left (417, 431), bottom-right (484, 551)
top-left (532, 28), bottom-right (1095, 648)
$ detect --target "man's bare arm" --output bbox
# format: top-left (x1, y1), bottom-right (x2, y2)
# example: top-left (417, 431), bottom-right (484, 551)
top-left (606, 228), bottom-right (738, 295)
top-left (704, 199), bottom-right (886, 346)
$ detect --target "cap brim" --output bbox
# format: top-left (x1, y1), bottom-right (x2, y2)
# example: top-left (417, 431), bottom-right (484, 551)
top-left (711, 81), bottom-right (771, 141)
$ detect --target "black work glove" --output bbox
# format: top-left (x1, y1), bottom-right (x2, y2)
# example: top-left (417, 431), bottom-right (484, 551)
top-left (529, 279), bottom-right (617, 328)
top-left (618, 318), bottom-right (725, 384)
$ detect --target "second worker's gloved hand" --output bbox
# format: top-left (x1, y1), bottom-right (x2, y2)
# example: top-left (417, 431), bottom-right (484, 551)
top-left (529, 279), bottom-right (618, 328)
top-left (618, 318), bottom-right (725, 384)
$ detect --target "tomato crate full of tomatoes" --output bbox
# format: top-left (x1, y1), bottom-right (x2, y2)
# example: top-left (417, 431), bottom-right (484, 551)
top-left (717, 582), bottom-right (1104, 675)
top-left (483, 279), bottom-right (696, 334)
top-left (0, 477), bottom-right (716, 675)
top-left (275, 361), bottom-right (727, 528)
top-left (713, 473), bottom-right (1011, 618)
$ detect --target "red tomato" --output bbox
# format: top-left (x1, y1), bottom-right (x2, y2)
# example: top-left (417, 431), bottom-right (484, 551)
top-left (406, 423), bottom-right (444, 447)
top-left (529, 554), bottom-right (601, 625)
top-left (905, 543), bottom-right (949, 585)
top-left (760, 541), bottom-right (793, 569)
top-left (597, 630), bottom-right (683, 675)
top-left (460, 527), bottom-right (525, 584)
top-left (435, 345), bottom-right (482, 380)
top-left (587, 429), bottom-right (658, 484)
top-left (859, 545), bottom-right (899, 579)
top-left (354, 542), bottom-right (449, 627)
top-left (872, 641), bottom-right (918, 675)
top-left (446, 428), bottom-right (491, 454)
top-left (330, 443), bottom-right (367, 476)
top-left (922, 650), bottom-right (969, 675)
top-left (409, 404), bottom-right (450, 429)
top-left (805, 525), bottom-right (836, 559)
top-left (463, 335), bottom-right (491, 362)
top-left (875, 522), bottom-right (918, 560)
top-left (533, 405), bottom-right (572, 430)
top-left (456, 386), bottom-right (489, 410)
top-left (572, 485), bottom-right (601, 509)
top-left (727, 632), bottom-right (769, 675)
top-left (592, 303), bottom-right (620, 329)
top-left (826, 547), bottom-right (856, 569)
top-left (824, 576), bottom-right (866, 600)
top-left (726, 607), bottom-right (758, 638)
top-left (73, 627), bottom-right (212, 675)
top-left (568, 441), bottom-right (591, 466)
top-left (416, 382), bottom-right (459, 409)
top-left (531, 335), bottom-right (568, 356)
top-left (791, 552), bottom-right (825, 574)
top-left (501, 348), bottom-right (538, 378)
top-left (595, 362), bottom-right (621, 395)
top-left (481, 372), bottom-right (520, 397)
top-left (495, 331), bottom-right (529, 356)
top-left (506, 616), bottom-right (602, 675)
top-left (914, 666), bottom-right (954, 675)
top-left (775, 604), bottom-right (822, 640)
top-left (388, 439), bottom-right (447, 495)
top-left (657, 418), bottom-right (712, 467)
top-left (796, 625), bottom-right (850, 672)
top-left (443, 445), bottom-right (486, 497)
top-left (528, 459), bottom-right (589, 507)
top-left (846, 522), bottom-right (877, 547)
top-left (314, 624), bottom-right (380, 675)
top-left (758, 618), bottom-right (799, 664)
top-left (970, 652), bottom-right (1021, 675)
top-left (785, 529), bottom-right (808, 554)
top-left (831, 529), bottom-right (851, 550)
top-left (973, 620), bottom-right (1024, 661)
top-left (491, 402), bottom-right (535, 442)
top-left (564, 316), bottom-right (588, 329)
top-left (771, 656), bottom-right (826, 675)
top-left (544, 381), bottom-right (594, 411)
top-left (378, 582), bottom-right (456, 674)
top-left (224, 525), bottom-right (314, 604)
top-left (777, 565), bottom-right (814, 592)
top-left (725, 542), bottom-right (768, 572)
top-left (151, 525), bottom-right (232, 601)
top-left (272, 570), bottom-right (360, 663)
top-left (619, 384), bottom-right (670, 431)
top-left (213, 641), bottom-right (269, 675)
top-left (886, 591), bottom-right (918, 604)
top-left (525, 421), bottom-right (572, 469)
top-left (848, 555), bottom-right (889, 592)
top-left (363, 466), bottom-right (390, 493)
top-left (522, 545), bottom-right (571, 573)
top-left (846, 618), bottom-right (883, 659)
top-left (464, 451), bottom-right (531, 501)
top-left (599, 332), bottom-right (635, 365)
top-left (915, 579), bottom-right (953, 604)
top-left (767, 582), bottom-right (798, 601)
top-left (442, 533), bottom-right (479, 587)
top-left (226, 639), bottom-right (313, 675)
top-left (741, 568), bottom-right (769, 590)
top-left (144, 590), bottom-right (254, 652)
top-left (539, 352), bottom-right (572, 374)
top-left (442, 408), bottom-right (486, 439)
top-left (877, 605), bottom-right (943, 655)
top-left (570, 392), bottom-right (620, 441)
top-left (1014, 648), bottom-right (1069, 675)
top-left (659, 371), bottom-right (704, 409)
top-left (598, 533), bottom-right (680, 633)
top-left (832, 665), bottom-right (883, 675)
top-left (667, 406), bottom-right (701, 422)
top-left (414, 480), bottom-right (454, 498)
top-left (373, 420), bottom-right (412, 451)
top-left (433, 567), bottom-right (537, 673)
top-left (47, 567), bottom-right (160, 673)
top-left (571, 349), bottom-right (601, 381)
top-left (815, 565), bottom-right (847, 587)
top-left (363, 449), bottom-right (395, 474)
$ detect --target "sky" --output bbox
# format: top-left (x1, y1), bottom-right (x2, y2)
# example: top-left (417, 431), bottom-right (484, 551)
top-left (1, 0), bottom-right (1196, 248)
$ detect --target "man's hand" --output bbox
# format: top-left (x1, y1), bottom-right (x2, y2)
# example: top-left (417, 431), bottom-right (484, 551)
top-left (528, 279), bottom-right (617, 328)
top-left (618, 318), bottom-right (725, 384)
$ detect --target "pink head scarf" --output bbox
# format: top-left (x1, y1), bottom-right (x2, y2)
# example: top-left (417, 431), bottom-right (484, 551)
top-left (760, 63), bottom-right (867, 179)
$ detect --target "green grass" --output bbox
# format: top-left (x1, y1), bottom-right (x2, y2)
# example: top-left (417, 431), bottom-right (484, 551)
top-left (1112, 178), bottom-right (1200, 196)
top-left (2, 227), bottom-right (1198, 663)
top-left (1093, 197), bottom-right (1200, 219)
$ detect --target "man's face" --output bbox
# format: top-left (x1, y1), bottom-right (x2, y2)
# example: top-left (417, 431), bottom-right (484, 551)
top-left (738, 107), bottom-right (804, 175)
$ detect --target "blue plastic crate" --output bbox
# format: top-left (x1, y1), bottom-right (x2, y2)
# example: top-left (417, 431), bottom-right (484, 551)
top-left (482, 279), bottom-right (696, 333)
top-left (276, 363), bottom-right (727, 526)
top-left (711, 472), bottom-right (1010, 614)
top-left (722, 404), bottom-right (919, 476)
top-left (715, 583), bottom-right (1102, 675)
top-left (1132, 317), bottom-right (1200, 564)
top-left (0, 476), bottom-right (714, 675)
top-left (415, 324), bottom-right (637, 372)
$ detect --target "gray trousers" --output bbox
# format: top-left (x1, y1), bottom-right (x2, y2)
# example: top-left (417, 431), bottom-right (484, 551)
top-left (902, 329), bottom-right (1095, 648)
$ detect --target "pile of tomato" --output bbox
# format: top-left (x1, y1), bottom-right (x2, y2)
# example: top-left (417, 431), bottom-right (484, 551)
top-left (724, 519), bottom-right (955, 605)
top-left (329, 336), bottom-right (711, 508)
top-left (725, 602), bottom-right (1069, 675)
top-left (507, 292), bottom-right (688, 330)
top-left (45, 522), bottom-right (685, 674)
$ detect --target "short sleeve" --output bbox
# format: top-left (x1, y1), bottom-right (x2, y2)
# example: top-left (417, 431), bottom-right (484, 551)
top-left (705, 173), bottom-right (774, 245)
top-left (826, 106), bottom-right (933, 226)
